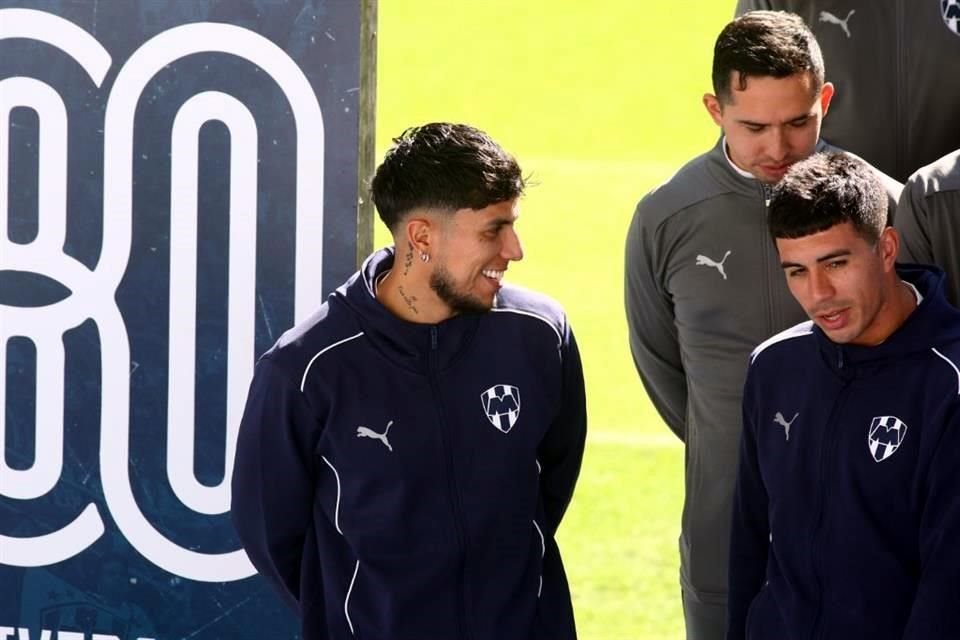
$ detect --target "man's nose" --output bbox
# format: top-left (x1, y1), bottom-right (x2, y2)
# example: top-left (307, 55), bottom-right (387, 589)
top-left (809, 269), bottom-right (835, 302)
top-left (502, 227), bottom-right (523, 261)
top-left (768, 128), bottom-right (789, 162)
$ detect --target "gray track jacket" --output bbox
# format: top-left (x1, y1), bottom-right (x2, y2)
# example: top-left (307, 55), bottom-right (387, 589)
top-left (896, 149), bottom-right (960, 307)
top-left (735, 0), bottom-right (960, 181)
top-left (624, 138), bottom-right (901, 622)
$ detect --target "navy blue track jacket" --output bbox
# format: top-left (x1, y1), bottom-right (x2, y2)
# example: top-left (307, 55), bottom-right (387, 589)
top-left (231, 248), bottom-right (586, 640)
top-left (728, 265), bottom-right (960, 640)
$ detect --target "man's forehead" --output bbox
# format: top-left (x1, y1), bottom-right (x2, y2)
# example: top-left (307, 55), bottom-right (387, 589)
top-left (724, 71), bottom-right (818, 103)
top-left (455, 199), bottom-right (519, 223)
top-left (776, 223), bottom-right (867, 260)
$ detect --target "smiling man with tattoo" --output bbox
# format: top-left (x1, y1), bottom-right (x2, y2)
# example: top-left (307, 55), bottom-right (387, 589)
top-left (232, 123), bottom-right (587, 640)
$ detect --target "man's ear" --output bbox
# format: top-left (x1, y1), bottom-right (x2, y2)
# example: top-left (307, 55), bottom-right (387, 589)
top-left (404, 215), bottom-right (434, 259)
top-left (703, 93), bottom-right (725, 127)
top-left (878, 226), bottom-right (900, 271)
top-left (819, 81), bottom-right (835, 118)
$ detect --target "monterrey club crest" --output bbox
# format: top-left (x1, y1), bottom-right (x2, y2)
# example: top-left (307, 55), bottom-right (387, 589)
top-left (481, 384), bottom-right (521, 433)
top-left (944, 0), bottom-right (960, 35)
top-left (868, 416), bottom-right (908, 463)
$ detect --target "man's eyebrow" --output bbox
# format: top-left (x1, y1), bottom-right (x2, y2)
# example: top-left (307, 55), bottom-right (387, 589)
top-left (815, 249), bottom-right (852, 263)
top-left (780, 249), bottom-right (852, 269)
top-left (737, 111), bottom-right (816, 128)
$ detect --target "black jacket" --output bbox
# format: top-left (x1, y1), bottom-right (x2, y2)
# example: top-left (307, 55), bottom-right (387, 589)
top-left (729, 266), bottom-right (960, 639)
top-left (231, 248), bottom-right (586, 639)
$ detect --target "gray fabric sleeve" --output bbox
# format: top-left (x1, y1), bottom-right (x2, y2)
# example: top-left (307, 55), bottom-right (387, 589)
top-left (734, 0), bottom-right (772, 16)
top-left (894, 178), bottom-right (936, 266)
top-left (624, 201), bottom-right (687, 441)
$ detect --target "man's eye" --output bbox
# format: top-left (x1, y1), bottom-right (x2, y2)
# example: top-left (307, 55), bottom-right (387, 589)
top-left (787, 269), bottom-right (805, 278)
top-left (790, 118), bottom-right (810, 128)
top-left (828, 260), bottom-right (846, 269)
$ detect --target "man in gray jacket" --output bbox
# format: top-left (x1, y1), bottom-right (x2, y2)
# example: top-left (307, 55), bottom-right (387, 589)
top-left (896, 149), bottom-right (960, 306)
top-left (735, 0), bottom-right (960, 181)
top-left (624, 12), bottom-right (901, 640)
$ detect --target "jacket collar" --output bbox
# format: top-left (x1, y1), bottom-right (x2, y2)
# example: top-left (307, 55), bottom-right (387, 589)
top-left (333, 247), bottom-right (481, 373)
top-left (706, 137), bottom-right (831, 202)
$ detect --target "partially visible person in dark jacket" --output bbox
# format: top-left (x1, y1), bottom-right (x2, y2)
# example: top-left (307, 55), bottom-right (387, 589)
top-left (735, 0), bottom-right (960, 181)
top-left (729, 151), bottom-right (960, 640)
top-left (231, 122), bottom-right (587, 640)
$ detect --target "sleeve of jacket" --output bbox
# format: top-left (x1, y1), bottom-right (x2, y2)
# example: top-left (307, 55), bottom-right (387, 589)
top-left (902, 403), bottom-right (960, 639)
top-left (537, 319), bottom-right (587, 534)
top-left (734, 0), bottom-right (773, 15)
top-left (726, 367), bottom-right (770, 640)
top-left (894, 174), bottom-right (936, 266)
top-left (624, 199), bottom-right (687, 441)
top-left (231, 356), bottom-right (322, 616)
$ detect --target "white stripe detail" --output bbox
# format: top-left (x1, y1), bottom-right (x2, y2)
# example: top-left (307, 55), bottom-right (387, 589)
top-left (533, 519), bottom-right (545, 598)
top-left (320, 456), bottom-right (343, 535)
top-left (490, 307), bottom-right (562, 346)
top-left (535, 459), bottom-right (541, 475)
top-left (904, 281), bottom-right (924, 305)
top-left (344, 559), bottom-right (359, 635)
top-left (300, 332), bottom-right (364, 391)
top-left (751, 320), bottom-right (814, 363)
top-left (932, 348), bottom-right (960, 395)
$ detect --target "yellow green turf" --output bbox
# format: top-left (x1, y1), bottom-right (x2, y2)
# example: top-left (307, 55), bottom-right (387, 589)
top-left (376, 3), bottom-right (734, 637)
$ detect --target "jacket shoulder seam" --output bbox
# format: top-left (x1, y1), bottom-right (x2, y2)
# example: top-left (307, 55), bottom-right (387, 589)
top-left (751, 321), bottom-right (814, 364)
top-left (931, 347), bottom-right (960, 396)
top-left (489, 307), bottom-right (562, 347)
top-left (300, 331), bottom-right (365, 392)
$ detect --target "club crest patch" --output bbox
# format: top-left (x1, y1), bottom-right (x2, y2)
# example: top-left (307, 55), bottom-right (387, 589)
top-left (944, 0), bottom-right (960, 36)
top-left (868, 415), bottom-right (908, 463)
top-left (481, 384), bottom-right (521, 433)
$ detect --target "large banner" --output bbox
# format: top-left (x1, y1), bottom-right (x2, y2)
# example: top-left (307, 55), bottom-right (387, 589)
top-left (1, 1), bottom-right (372, 638)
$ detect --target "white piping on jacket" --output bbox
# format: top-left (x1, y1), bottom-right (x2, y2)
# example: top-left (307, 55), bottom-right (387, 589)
top-left (300, 331), bottom-right (365, 392)
top-left (932, 348), bottom-right (960, 395)
top-left (490, 307), bottom-right (562, 347)
top-left (320, 456), bottom-right (343, 535)
top-left (533, 519), bottom-right (545, 598)
top-left (345, 559), bottom-right (360, 635)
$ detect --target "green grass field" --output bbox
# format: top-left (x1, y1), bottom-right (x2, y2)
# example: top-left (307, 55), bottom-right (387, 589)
top-left (376, 3), bottom-right (734, 637)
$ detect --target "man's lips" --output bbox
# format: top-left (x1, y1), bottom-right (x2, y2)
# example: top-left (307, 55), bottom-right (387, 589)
top-left (761, 162), bottom-right (791, 174)
top-left (815, 307), bottom-right (850, 330)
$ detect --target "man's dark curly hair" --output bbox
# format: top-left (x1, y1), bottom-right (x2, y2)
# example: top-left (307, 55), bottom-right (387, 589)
top-left (713, 11), bottom-right (825, 104)
top-left (768, 152), bottom-right (886, 244)
top-left (371, 122), bottom-right (525, 232)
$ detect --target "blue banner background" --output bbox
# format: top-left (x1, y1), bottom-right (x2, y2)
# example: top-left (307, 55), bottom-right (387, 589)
top-left (1, 1), bottom-right (363, 638)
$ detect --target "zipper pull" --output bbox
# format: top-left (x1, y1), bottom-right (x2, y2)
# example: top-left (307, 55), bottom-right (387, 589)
top-left (761, 183), bottom-right (773, 207)
top-left (430, 326), bottom-right (438, 350)
top-left (837, 346), bottom-right (844, 369)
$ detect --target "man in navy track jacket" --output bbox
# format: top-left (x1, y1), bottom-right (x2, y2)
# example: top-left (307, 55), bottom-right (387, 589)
top-left (230, 123), bottom-right (586, 640)
top-left (728, 152), bottom-right (960, 639)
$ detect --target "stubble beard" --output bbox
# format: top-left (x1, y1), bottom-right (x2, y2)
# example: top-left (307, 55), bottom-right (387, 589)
top-left (429, 264), bottom-right (493, 315)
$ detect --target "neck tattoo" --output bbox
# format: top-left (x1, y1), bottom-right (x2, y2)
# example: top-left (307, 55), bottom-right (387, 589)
top-left (398, 285), bottom-right (419, 315)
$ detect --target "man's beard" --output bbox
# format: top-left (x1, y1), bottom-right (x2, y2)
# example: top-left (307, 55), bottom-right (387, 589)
top-left (429, 264), bottom-right (493, 315)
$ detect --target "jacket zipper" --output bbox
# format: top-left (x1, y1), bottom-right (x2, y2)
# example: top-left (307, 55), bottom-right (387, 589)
top-left (428, 325), bottom-right (470, 640)
top-left (810, 373), bottom-right (850, 640)
top-left (760, 184), bottom-right (776, 334)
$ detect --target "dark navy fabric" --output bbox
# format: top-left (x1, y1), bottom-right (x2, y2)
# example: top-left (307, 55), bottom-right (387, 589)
top-left (729, 265), bottom-right (960, 640)
top-left (231, 248), bottom-right (586, 640)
